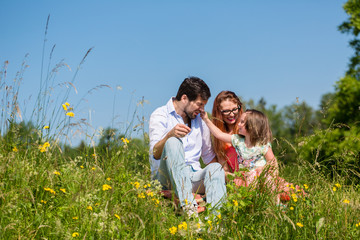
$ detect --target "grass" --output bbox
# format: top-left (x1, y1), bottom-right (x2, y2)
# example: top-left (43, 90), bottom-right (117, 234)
top-left (1, 134), bottom-right (360, 239)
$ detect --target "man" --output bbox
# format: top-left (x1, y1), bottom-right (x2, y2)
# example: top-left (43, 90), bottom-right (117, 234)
top-left (149, 76), bottom-right (226, 217)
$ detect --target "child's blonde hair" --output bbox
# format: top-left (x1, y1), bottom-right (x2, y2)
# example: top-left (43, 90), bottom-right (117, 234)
top-left (244, 109), bottom-right (272, 146)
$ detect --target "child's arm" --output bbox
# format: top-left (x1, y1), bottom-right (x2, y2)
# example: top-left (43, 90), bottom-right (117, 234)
top-left (264, 147), bottom-right (279, 176)
top-left (200, 110), bottom-right (232, 143)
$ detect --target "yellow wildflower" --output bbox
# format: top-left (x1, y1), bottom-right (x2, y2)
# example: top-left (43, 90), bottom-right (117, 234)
top-left (12, 146), bottom-right (18, 152)
top-left (114, 214), bottom-right (120, 219)
top-left (106, 177), bottom-right (111, 181)
top-left (343, 199), bottom-right (350, 204)
top-left (92, 153), bottom-right (96, 157)
top-left (169, 226), bottom-right (177, 235)
top-left (184, 199), bottom-right (188, 205)
top-left (207, 220), bottom-right (213, 231)
top-left (53, 171), bottom-right (61, 175)
top-left (152, 198), bottom-right (159, 205)
top-left (138, 193), bottom-right (145, 199)
top-left (72, 232), bottom-right (79, 237)
top-left (86, 206), bottom-right (93, 211)
top-left (233, 199), bottom-right (239, 206)
top-left (217, 214), bottom-right (222, 219)
top-left (335, 183), bottom-right (341, 188)
top-left (72, 216), bottom-right (78, 220)
top-left (303, 184), bottom-right (309, 190)
top-left (146, 191), bottom-right (154, 197)
top-left (44, 187), bottom-right (56, 195)
top-left (178, 222), bottom-right (187, 230)
top-left (62, 104), bottom-right (68, 111)
top-left (290, 207), bottom-right (294, 210)
top-left (91, 167), bottom-right (96, 170)
top-left (333, 187), bottom-right (337, 192)
top-left (196, 223), bottom-right (201, 229)
top-left (95, 202), bottom-right (100, 206)
top-left (133, 182), bottom-right (140, 189)
top-left (65, 102), bottom-right (70, 106)
top-left (102, 184), bottom-right (112, 191)
top-left (41, 200), bottom-right (47, 204)
top-left (44, 125), bottom-right (49, 129)
top-left (296, 222), bottom-right (304, 228)
top-left (66, 112), bottom-right (75, 117)
top-left (80, 165), bottom-right (84, 169)
top-left (43, 142), bottom-right (50, 148)
top-left (121, 137), bottom-right (129, 144)
top-left (60, 188), bottom-right (66, 193)
top-left (290, 184), bottom-right (295, 190)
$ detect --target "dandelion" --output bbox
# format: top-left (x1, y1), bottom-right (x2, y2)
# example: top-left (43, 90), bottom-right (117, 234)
top-left (92, 153), bottom-right (96, 158)
top-left (53, 171), bottom-right (61, 175)
top-left (335, 183), bottom-right (341, 188)
top-left (343, 199), bottom-right (350, 204)
top-left (95, 202), bottom-right (100, 206)
top-left (12, 146), bottom-right (18, 152)
top-left (66, 112), bottom-right (75, 117)
top-left (121, 137), bottom-right (129, 144)
top-left (65, 102), bottom-right (70, 107)
top-left (80, 165), bottom-right (84, 169)
top-left (303, 184), bottom-right (309, 190)
top-left (333, 187), bottom-right (337, 192)
top-left (138, 193), bottom-right (145, 199)
top-left (233, 199), bottom-right (239, 206)
top-left (146, 191), bottom-right (154, 197)
top-left (86, 206), bottom-right (93, 211)
top-left (102, 184), bottom-right (112, 191)
top-left (290, 207), bottom-right (294, 210)
top-left (290, 184), bottom-right (295, 190)
top-left (207, 220), bottom-right (213, 231)
top-left (217, 214), bottom-right (222, 220)
top-left (41, 200), bottom-right (47, 204)
top-left (169, 226), bottom-right (177, 235)
top-left (132, 182), bottom-right (140, 189)
top-left (91, 167), bottom-right (96, 171)
top-left (106, 177), bottom-right (111, 181)
top-left (178, 222), bottom-right (187, 231)
top-left (43, 142), bottom-right (50, 148)
top-left (72, 216), bottom-right (78, 220)
top-left (296, 222), bottom-right (304, 228)
top-left (44, 125), bottom-right (49, 129)
top-left (44, 187), bottom-right (56, 195)
top-left (152, 198), bottom-right (159, 205)
top-left (72, 232), bottom-right (79, 237)
top-left (62, 104), bottom-right (68, 111)
top-left (60, 188), bottom-right (66, 193)
top-left (114, 214), bottom-right (120, 220)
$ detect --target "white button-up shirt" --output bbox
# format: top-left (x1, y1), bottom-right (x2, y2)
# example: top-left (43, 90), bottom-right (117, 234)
top-left (149, 97), bottom-right (215, 176)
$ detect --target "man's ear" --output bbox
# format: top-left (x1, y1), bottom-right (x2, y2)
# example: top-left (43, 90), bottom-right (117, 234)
top-left (181, 94), bottom-right (188, 103)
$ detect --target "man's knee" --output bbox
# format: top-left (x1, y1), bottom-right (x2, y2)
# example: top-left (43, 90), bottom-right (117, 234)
top-left (206, 162), bottom-right (225, 179)
top-left (164, 137), bottom-right (182, 149)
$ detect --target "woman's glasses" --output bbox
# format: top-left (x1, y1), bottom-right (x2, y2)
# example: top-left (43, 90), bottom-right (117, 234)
top-left (221, 106), bottom-right (241, 116)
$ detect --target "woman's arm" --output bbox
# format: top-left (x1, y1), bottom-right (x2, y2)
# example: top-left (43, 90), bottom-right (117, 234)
top-left (200, 110), bottom-right (232, 144)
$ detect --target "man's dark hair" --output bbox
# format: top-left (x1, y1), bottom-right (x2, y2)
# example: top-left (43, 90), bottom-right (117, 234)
top-left (175, 76), bottom-right (211, 101)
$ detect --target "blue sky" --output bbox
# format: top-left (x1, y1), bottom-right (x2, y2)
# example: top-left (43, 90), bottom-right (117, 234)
top-left (0, 0), bottom-right (352, 143)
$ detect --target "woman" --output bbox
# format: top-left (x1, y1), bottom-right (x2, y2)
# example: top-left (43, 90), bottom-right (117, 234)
top-left (211, 91), bottom-right (243, 174)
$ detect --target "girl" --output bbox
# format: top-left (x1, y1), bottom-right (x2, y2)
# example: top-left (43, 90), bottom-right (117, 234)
top-left (202, 108), bottom-right (300, 201)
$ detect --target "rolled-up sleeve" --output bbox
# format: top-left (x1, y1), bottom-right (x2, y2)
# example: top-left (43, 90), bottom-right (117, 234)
top-left (149, 110), bottom-right (168, 158)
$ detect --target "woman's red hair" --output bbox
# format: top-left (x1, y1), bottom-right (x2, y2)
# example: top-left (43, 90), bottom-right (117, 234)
top-left (211, 91), bottom-right (243, 160)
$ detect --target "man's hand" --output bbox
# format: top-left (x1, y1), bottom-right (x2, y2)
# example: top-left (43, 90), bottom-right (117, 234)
top-left (169, 123), bottom-right (191, 138)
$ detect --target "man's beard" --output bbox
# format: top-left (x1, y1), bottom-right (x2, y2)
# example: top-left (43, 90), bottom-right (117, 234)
top-left (185, 109), bottom-right (197, 119)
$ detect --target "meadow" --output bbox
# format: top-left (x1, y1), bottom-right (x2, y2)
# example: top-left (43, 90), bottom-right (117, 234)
top-left (1, 67), bottom-right (360, 240)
